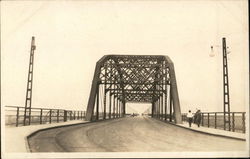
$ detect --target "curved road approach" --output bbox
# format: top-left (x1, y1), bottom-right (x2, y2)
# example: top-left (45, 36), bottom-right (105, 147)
top-left (28, 116), bottom-right (246, 152)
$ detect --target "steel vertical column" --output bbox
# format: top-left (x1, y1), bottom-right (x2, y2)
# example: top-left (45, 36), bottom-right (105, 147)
top-left (153, 100), bottom-right (156, 118)
top-left (154, 100), bottom-right (157, 118)
top-left (169, 88), bottom-right (173, 122)
top-left (161, 61), bottom-right (164, 120)
top-left (164, 82), bottom-right (168, 120)
top-left (116, 85), bottom-right (119, 118)
top-left (109, 90), bottom-right (112, 119)
top-left (86, 56), bottom-right (109, 121)
top-left (166, 57), bottom-right (182, 124)
top-left (159, 98), bottom-right (161, 119)
top-left (114, 96), bottom-right (116, 118)
top-left (156, 91), bottom-right (159, 118)
top-left (109, 61), bottom-right (113, 119)
top-left (122, 101), bottom-right (126, 117)
top-left (118, 99), bottom-right (120, 117)
top-left (113, 88), bottom-right (116, 118)
top-left (155, 100), bottom-right (157, 118)
top-left (156, 99), bottom-right (158, 118)
top-left (103, 87), bottom-right (107, 120)
top-left (157, 84), bottom-right (160, 119)
top-left (120, 99), bottom-right (122, 117)
top-left (103, 64), bottom-right (107, 120)
top-left (159, 96), bottom-right (161, 119)
top-left (96, 84), bottom-right (99, 120)
top-left (158, 98), bottom-right (160, 119)
top-left (161, 95), bottom-right (163, 119)
top-left (157, 97), bottom-right (160, 119)
top-left (121, 100), bottom-right (123, 117)
top-left (116, 97), bottom-right (118, 118)
top-left (151, 101), bottom-right (155, 117)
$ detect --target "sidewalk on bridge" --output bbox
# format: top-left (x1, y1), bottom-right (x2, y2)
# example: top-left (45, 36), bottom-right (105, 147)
top-left (4, 120), bottom-right (89, 153)
top-left (177, 121), bottom-right (246, 140)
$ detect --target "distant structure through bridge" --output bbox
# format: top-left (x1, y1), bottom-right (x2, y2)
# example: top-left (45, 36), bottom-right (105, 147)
top-left (86, 55), bottom-right (182, 124)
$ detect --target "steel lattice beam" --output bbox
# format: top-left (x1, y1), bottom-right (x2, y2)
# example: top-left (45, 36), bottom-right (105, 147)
top-left (86, 55), bottom-right (182, 124)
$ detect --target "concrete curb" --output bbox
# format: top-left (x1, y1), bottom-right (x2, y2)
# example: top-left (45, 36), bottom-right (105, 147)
top-left (26, 117), bottom-right (126, 152)
top-left (152, 117), bottom-right (246, 141)
top-left (26, 121), bottom-right (90, 152)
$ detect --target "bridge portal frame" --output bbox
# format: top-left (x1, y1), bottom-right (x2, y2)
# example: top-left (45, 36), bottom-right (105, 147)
top-left (86, 55), bottom-right (182, 124)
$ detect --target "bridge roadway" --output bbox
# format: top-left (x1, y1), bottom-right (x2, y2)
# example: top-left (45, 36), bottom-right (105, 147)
top-left (28, 116), bottom-right (245, 152)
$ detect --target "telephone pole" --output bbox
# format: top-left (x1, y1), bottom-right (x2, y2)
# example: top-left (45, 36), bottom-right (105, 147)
top-left (23, 36), bottom-right (36, 126)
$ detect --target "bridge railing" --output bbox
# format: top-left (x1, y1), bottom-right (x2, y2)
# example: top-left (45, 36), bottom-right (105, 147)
top-left (5, 106), bottom-right (86, 127)
top-left (181, 112), bottom-right (246, 133)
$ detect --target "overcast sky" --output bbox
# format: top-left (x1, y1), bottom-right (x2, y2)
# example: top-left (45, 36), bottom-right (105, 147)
top-left (1, 0), bottom-right (248, 113)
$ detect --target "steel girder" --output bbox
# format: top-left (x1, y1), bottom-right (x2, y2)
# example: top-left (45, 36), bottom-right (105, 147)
top-left (86, 55), bottom-right (182, 124)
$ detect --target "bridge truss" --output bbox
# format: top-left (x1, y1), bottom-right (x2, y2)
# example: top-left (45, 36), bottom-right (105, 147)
top-left (86, 55), bottom-right (182, 124)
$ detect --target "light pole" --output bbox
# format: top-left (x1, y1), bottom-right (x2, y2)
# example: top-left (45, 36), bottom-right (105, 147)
top-left (210, 37), bottom-right (231, 131)
top-left (23, 36), bottom-right (36, 126)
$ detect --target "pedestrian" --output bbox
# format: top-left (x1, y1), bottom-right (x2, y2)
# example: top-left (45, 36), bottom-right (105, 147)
top-left (187, 110), bottom-right (193, 127)
top-left (194, 109), bottom-right (202, 127)
top-left (193, 108), bottom-right (198, 123)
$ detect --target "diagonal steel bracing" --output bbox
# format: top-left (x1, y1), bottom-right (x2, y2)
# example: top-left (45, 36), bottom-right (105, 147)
top-left (86, 55), bottom-right (182, 124)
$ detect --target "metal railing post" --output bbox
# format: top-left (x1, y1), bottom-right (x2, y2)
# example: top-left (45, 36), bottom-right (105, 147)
top-left (232, 112), bottom-right (235, 132)
top-left (224, 112), bottom-right (227, 130)
top-left (208, 113), bottom-right (210, 128)
top-left (242, 112), bottom-right (245, 133)
top-left (201, 113), bottom-right (204, 126)
top-left (40, 109), bottom-right (43, 124)
top-left (16, 107), bottom-right (20, 127)
top-left (49, 109), bottom-right (52, 124)
top-left (215, 112), bottom-right (217, 129)
top-left (64, 110), bottom-right (67, 122)
top-left (57, 109), bottom-right (59, 123)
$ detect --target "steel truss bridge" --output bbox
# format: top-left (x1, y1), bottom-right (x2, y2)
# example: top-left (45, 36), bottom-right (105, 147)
top-left (86, 55), bottom-right (182, 124)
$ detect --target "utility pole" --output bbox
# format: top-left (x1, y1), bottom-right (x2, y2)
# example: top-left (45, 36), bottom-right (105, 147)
top-left (210, 37), bottom-right (231, 131)
top-left (222, 37), bottom-right (231, 131)
top-left (23, 36), bottom-right (36, 126)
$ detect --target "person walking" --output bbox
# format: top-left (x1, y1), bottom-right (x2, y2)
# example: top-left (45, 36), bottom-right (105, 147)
top-left (187, 110), bottom-right (193, 127)
top-left (193, 108), bottom-right (198, 123)
top-left (194, 110), bottom-right (202, 127)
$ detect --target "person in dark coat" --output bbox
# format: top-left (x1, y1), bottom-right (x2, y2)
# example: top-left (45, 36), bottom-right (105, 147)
top-left (194, 110), bottom-right (202, 127)
top-left (187, 110), bottom-right (193, 127)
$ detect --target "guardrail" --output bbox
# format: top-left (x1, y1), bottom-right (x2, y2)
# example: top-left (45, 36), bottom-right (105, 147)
top-left (5, 106), bottom-right (86, 127)
top-left (181, 112), bottom-right (246, 133)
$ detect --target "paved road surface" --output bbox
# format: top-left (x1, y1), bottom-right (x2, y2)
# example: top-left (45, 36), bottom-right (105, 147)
top-left (28, 116), bottom-right (246, 152)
